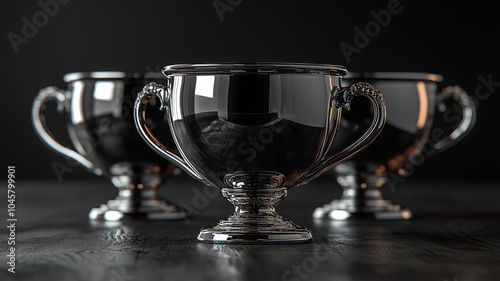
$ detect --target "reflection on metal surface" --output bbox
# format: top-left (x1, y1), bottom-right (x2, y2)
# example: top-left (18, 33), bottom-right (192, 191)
top-left (103, 210), bottom-right (124, 221)
top-left (64, 71), bottom-right (128, 82)
top-left (426, 73), bottom-right (441, 82)
top-left (94, 81), bottom-right (115, 100)
top-left (329, 210), bottom-right (351, 220)
top-left (416, 81), bottom-right (428, 129)
top-left (70, 80), bottom-right (84, 124)
top-left (195, 75), bottom-right (215, 98)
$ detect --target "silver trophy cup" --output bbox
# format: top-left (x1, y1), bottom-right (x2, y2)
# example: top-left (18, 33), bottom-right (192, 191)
top-left (134, 63), bottom-right (387, 243)
top-left (32, 71), bottom-right (187, 221)
top-left (313, 72), bottom-right (477, 220)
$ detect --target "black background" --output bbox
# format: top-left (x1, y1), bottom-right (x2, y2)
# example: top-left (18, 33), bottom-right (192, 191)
top-left (1, 0), bottom-right (499, 181)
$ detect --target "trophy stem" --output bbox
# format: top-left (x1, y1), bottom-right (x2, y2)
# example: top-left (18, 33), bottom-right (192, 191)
top-left (313, 164), bottom-right (412, 220)
top-left (197, 172), bottom-right (312, 244)
top-left (88, 162), bottom-right (187, 221)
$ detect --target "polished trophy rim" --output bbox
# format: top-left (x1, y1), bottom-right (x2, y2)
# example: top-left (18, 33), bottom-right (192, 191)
top-left (345, 72), bottom-right (443, 82)
top-left (162, 62), bottom-right (349, 76)
top-left (63, 71), bottom-right (164, 82)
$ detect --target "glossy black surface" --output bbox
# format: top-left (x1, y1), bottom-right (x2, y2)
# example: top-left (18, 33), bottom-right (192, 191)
top-left (2, 177), bottom-right (500, 281)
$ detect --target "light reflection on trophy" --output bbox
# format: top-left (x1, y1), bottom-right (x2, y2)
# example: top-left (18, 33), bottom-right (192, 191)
top-left (134, 63), bottom-right (387, 243)
top-left (32, 71), bottom-right (186, 221)
top-left (313, 72), bottom-right (477, 220)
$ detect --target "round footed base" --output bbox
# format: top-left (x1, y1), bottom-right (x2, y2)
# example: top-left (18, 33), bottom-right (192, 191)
top-left (197, 226), bottom-right (313, 244)
top-left (200, 172), bottom-right (313, 244)
top-left (313, 200), bottom-right (413, 220)
top-left (88, 200), bottom-right (187, 221)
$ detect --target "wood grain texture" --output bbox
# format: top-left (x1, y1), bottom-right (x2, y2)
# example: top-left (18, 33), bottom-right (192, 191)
top-left (1, 176), bottom-right (500, 281)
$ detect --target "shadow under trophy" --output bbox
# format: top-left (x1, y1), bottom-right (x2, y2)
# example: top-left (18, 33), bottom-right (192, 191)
top-left (134, 63), bottom-right (387, 243)
top-left (32, 71), bottom-right (187, 221)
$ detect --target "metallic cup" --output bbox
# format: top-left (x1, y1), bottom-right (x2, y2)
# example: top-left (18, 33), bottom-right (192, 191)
top-left (32, 71), bottom-right (187, 221)
top-left (313, 72), bottom-right (477, 220)
top-left (134, 63), bottom-right (387, 243)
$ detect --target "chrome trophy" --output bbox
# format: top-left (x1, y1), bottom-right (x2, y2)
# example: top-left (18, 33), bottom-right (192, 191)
top-left (134, 63), bottom-right (387, 243)
top-left (32, 71), bottom-right (187, 221)
top-left (313, 72), bottom-right (477, 220)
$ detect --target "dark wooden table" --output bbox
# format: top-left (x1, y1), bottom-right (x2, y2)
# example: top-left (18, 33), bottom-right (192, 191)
top-left (1, 174), bottom-right (500, 281)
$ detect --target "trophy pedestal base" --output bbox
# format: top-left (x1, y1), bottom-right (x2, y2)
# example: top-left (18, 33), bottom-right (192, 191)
top-left (197, 218), bottom-right (312, 244)
top-left (197, 172), bottom-right (312, 244)
top-left (88, 199), bottom-right (187, 221)
top-left (313, 199), bottom-right (412, 220)
top-left (319, 164), bottom-right (413, 220)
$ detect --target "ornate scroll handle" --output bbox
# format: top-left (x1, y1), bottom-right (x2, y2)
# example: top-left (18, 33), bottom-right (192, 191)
top-left (133, 82), bottom-right (207, 184)
top-left (298, 82), bottom-right (386, 186)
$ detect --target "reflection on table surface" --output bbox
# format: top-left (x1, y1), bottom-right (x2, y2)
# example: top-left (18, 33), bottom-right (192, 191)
top-left (1, 175), bottom-right (499, 281)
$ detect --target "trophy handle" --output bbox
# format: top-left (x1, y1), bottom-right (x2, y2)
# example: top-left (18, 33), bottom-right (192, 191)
top-left (31, 86), bottom-right (94, 171)
top-left (134, 82), bottom-right (206, 183)
top-left (299, 82), bottom-right (386, 185)
top-left (432, 85), bottom-right (477, 153)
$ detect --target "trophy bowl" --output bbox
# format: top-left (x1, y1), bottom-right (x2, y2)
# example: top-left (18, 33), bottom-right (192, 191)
top-left (32, 71), bottom-right (187, 221)
top-left (313, 72), bottom-right (477, 220)
top-left (134, 63), bottom-right (387, 243)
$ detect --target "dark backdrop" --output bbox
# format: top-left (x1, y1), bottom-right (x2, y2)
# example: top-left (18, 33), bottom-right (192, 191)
top-left (2, 0), bottom-right (499, 181)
